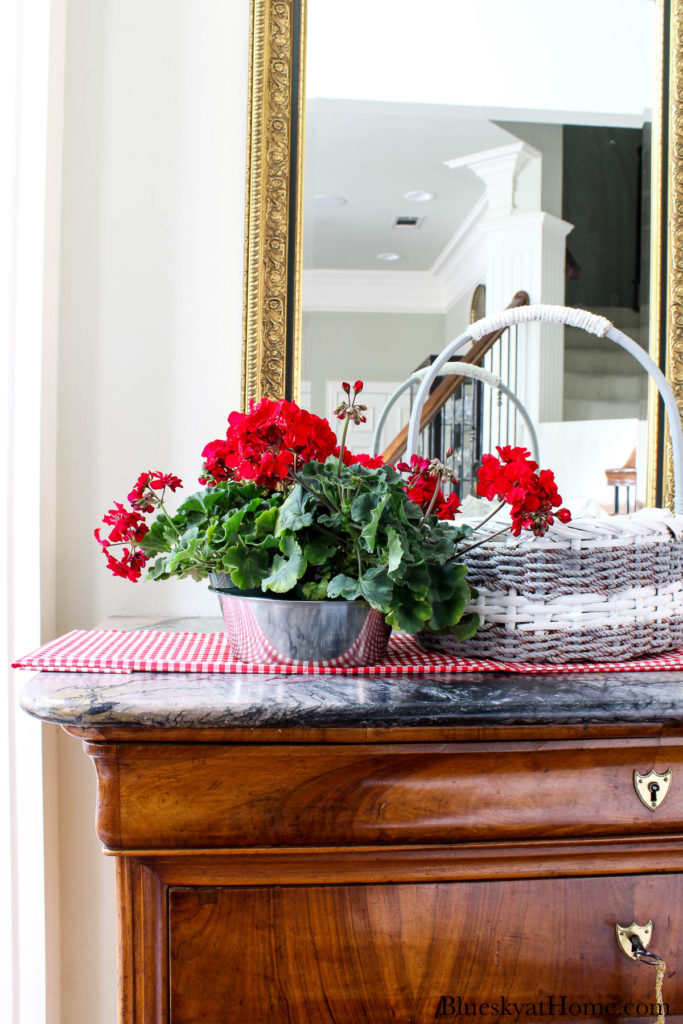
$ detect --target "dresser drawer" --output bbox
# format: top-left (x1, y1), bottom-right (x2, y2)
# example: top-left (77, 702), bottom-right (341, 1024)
top-left (90, 739), bottom-right (683, 850)
top-left (168, 873), bottom-right (683, 1023)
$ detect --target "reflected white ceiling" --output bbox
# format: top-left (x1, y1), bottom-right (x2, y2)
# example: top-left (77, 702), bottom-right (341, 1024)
top-left (303, 101), bottom-right (518, 272)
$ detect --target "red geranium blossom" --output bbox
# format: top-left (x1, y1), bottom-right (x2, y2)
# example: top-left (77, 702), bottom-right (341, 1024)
top-left (97, 470), bottom-right (181, 581)
top-left (436, 491), bottom-right (462, 520)
top-left (217, 397), bottom-right (338, 488)
top-left (129, 471), bottom-right (182, 510)
top-left (397, 454), bottom-right (462, 522)
top-left (476, 445), bottom-right (571, 536)
top-left (98, 502), bottom-right (149, 544)
top-left (199, 439), bottom-right (233, 485)
top-left (335, 446), bottom-right (384, 469)
top-left (105, 547), bottom-right (147, 582)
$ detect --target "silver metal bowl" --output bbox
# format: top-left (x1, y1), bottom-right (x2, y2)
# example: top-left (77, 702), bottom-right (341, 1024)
top-left (213, 591), bottom-right (391, 667)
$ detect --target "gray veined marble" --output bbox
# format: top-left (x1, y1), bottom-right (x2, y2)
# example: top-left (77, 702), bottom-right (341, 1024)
top-left (18, 616), bottom-right (683, 731)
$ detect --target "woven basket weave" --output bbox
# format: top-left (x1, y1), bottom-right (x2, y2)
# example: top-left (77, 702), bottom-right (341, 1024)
top-left (406, 304), bottom-right (683, 663)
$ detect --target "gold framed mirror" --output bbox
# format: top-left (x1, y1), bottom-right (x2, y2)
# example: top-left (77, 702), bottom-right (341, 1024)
top-left (243, 0), bottom-right (681, 506)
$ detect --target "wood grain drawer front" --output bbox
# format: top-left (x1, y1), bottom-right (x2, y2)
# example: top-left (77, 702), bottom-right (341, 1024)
top-left (94, 741), bottom-right (683, 850)
top-left (168, 874), bottom-right (683, 1024)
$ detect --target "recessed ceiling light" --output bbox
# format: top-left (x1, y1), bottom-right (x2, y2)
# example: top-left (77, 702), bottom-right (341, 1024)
top-left (314, 195), bottom-right (347, 208)
top-left (403, 190), bottom-right (435, 203)
top-left (377, 252), bottom-right (402, 262)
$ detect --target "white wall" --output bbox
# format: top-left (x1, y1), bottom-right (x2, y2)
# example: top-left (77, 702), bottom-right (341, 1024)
top-left (444, 290), bottom-right (476, 346)
top-left (537, 418), bottom-right (647, 507)
top-left (58, 0), bottom-right (249, 634)
top-left (302, 310), bottom-right (445, 417)
top-left (55, 1), bottom-right (250, 1021)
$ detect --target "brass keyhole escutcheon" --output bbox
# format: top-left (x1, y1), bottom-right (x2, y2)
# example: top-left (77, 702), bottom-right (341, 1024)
top-left (616, 921), bottom-right (654, 960)
top-left (634, 769), bottom-right (672, 811)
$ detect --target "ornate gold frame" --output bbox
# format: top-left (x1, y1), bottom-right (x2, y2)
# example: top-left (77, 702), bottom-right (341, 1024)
top-left (242, 0), bottom-right (306, 407)
top-left (243, 0), bottom-right (682, 504)
top-left (662, 0), bottom-right (683, 505)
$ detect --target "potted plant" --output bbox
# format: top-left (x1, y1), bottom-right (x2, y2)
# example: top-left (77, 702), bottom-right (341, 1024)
top-left (96, 382), bottom-right (570, 666)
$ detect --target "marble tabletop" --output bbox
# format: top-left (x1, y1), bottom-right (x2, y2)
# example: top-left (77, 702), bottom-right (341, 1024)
top-left (18, 616), bottom-right (683, 732)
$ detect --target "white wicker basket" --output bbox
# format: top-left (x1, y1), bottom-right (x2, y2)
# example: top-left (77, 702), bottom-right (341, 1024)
top-left (407, 304), bottom-right (683, 663)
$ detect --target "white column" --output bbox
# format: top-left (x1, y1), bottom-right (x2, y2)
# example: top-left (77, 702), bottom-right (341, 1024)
top-left (485, 211), bottom-right (573, 424)
top-left (445, 141), bottom-right (541, 217)
top-left (447, 141), bottom-right (573, 427)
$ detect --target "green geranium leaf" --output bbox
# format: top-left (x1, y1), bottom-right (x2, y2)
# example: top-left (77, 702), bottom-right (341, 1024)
top-left (449, 612), bottom-right (480, 640)
top-left (397, 561), bottom-right (430, 593)
top-left (140, 521), bottom-right (174, 556)
top-left (327, 574), bottom-right (361, 601)
top-left (219, 506), bottom-right (247, 537)
top-left (389, 491), bottom-right (421, 525)
top-left (304, 534), bottom-right (337, 565)
top-left (175, 495), bottom-right (206, 515)
top-left (224, 543), bottom-right (271, 590)
top-left (350, 492), bottom-right (379, 525)
top-left (146, 555), bottom-right (172, 580)
top-left (384, 527), bottom-right (404, 573)
top-left (317, 511), bottom-right (344, 530)
top-left (255, 506), bottom-right (279, 537)
top-left (426, 576), bottom-right (472, 630)
top-left (425, 562), bottom-right (463, 601)
top-left (426, 535), bottom-right (458, 563)
top-left (359, 495), bottom-right (389, 552)
top-left (301, 578), bottom-right (330, 600)
top-left (359, 567), bottom-right (393, 610)
top-left (261, 535), bottom-right (306, 593)
top-left (387, 598), bottom-right (433, 634)
top-left (166, 526), bottom-right (201, 570)
top-left (276, 486), bottom-right (313, 534)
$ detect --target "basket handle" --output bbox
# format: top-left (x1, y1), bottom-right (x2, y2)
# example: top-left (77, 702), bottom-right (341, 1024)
top-left (406, 303), bottom-right (683, 514)
top-left (373, 361), bottom-right (541, 463)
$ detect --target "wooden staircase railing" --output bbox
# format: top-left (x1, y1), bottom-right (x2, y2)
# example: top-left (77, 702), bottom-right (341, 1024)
top-left (381, 290), bottom-right (530, 464)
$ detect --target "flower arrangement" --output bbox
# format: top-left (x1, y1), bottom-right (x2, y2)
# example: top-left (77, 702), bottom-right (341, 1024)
top-left (96, 382), bottom-right (570, 640)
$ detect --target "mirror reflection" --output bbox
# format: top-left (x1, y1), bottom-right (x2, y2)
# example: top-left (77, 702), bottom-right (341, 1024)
top-left (301, 0), bottom-right (655, 510)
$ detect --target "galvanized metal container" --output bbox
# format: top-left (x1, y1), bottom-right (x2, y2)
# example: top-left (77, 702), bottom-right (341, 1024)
top-left (213, 591), bottom-right (391, 667)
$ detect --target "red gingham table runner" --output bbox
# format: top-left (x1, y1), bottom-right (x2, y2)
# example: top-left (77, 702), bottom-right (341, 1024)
top-left (12, 629), bottom-right (683, 675)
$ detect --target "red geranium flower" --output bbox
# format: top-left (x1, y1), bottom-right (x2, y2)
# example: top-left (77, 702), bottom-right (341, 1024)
top-left (436, 491), bottom-right (462, 520)
top-left (100, 503), bottom-right (149, 544)
top-left (405, 477), bottom-right (439, 506)
top-left (398, 454), bottom-right (461, 520)
top-left (105, 547), bottom-right (147, 582)
top-left (148, 471), bottom-right (182, 491)
top-left (199, 439), bottom-right (233, 485)
top-left (129, 471), bottom-right (183, 509)
top-left (219, 398), bottom-right (338, 488)
top-left (128, 473), bottom-right (155, 512)
top-left (476, 446), bottom-right (571, 537)
top-left (97, 471), bottom-right (180, 581)
top-left (334, 447), bottom-right (384, 469)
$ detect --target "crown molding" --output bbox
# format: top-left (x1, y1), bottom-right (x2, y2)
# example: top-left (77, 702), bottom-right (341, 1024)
top-left (302, 269), bottom-right (444, 314)
top-left (446, 141), bottom-right (542, 218)
top-left (430, 196), bottom-right (488, 311)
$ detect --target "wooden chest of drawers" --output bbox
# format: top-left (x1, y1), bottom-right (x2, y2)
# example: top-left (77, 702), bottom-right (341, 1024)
top-left (22, 653), bottom-right (683, 1024)
top-left (74, 727), bottom-right (683, 1023)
